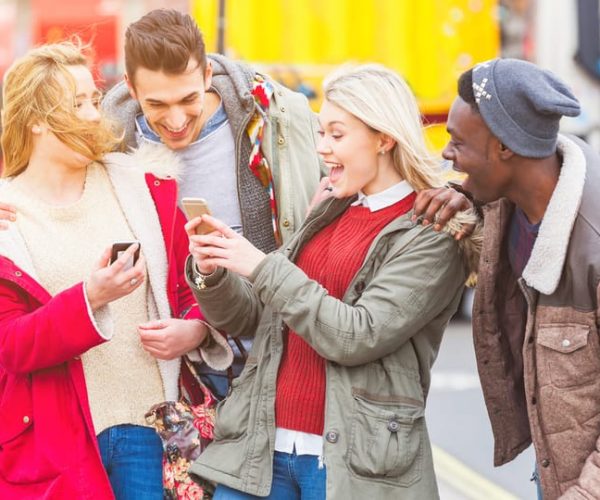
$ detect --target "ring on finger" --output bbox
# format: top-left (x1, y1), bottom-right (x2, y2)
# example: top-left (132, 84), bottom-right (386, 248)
top-left (130, 278), bottom-right (138, 286)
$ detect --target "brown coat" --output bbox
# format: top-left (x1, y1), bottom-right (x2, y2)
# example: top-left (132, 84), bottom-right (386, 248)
top-left (473, 135), bottom-right (600, 500)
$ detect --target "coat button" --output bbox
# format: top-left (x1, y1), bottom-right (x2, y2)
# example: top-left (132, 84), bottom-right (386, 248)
top-left (23, 416), bottom-right (30, 424)
top-left (280, 106), bottom-right (286, 113)
top-left (387, 419), bottom-right (400, 433)
top-left (561, 339), bottom-right (571, 348)
top-left (15, 270), bottom-right (22, 277)
top-left (354, 281), bottom-right (366, 294)
top-left (277, 136), bottom-right (285, 145)
top-left (282, 219), bottom-right (290, 228)
top-left (154, 180), bottom-right (160, 186)
top-left (325, 431), bottom-right (339, 443)
top-left (541, 459), bottom-right (550, 468)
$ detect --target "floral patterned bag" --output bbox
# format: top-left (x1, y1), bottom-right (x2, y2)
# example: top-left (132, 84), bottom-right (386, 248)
top-left (145, 356), bottom-right (216, 499)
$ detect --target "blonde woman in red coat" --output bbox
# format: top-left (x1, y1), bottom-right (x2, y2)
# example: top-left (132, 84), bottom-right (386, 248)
top-left (0, 43), bottom-right (231, 499)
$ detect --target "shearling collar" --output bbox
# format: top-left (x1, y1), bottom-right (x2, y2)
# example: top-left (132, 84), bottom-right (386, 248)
top-left (522, 135), bottom-right (587, 295)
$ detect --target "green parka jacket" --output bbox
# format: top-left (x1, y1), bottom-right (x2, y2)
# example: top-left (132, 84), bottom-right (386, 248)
top-left (186, 195), bottom-right (474, 499)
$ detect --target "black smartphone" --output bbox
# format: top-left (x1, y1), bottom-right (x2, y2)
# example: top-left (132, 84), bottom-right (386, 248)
top-left (109, 241), bottom-right (141, 270)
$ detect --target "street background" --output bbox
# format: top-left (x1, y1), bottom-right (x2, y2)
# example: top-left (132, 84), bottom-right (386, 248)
top-left (429, 318), bottom-right (536, 499)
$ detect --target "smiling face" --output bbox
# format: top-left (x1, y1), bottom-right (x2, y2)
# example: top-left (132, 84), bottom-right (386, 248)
top-left (443, 97), bottom-right (513, 203)
top-left (317, 100), bottom-right (401, 198)
top-left (127, 58), bottom-right (212, 150)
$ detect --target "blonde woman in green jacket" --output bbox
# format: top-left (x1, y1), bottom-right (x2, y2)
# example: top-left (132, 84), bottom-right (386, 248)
top-left (184, 64), bottom-right (479, 500)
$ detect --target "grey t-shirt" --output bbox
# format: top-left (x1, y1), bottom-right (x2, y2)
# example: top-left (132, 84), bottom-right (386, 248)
top-left (135, 102), bottom-right (243, 234)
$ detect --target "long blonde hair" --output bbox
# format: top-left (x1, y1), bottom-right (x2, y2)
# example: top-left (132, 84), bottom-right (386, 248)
top-left (1, 41), bottom-right (121, 177)
top-left (323, 64), bottom-right (443, 191)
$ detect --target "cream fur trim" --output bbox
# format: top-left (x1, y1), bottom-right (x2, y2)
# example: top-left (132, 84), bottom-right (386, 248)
top-left (105, 142), bottom-right (183, 181)
top-left (200, 322), bottom-right (235, 371)
top-left (103, 160), bottom-right (182, 401)
top-left (522, 135), bottom-right (587, 295)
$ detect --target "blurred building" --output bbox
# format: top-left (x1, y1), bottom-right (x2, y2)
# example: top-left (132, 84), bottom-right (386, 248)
top-left (192, 0), bottom-right (500, 151)
top-left (1, 0), bottom-right (598, 151)
top-left (1, 0), bottom-right (189, 89)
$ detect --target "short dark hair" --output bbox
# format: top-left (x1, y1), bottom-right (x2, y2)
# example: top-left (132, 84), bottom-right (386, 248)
top-left (457, 69), bottom-right (478, 112)
top-left (125, 9), bottom-right (207, 86)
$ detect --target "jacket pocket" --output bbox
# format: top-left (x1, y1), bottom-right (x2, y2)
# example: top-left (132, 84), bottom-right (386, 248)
top-left (536, 323), bottom-right (600, 388)
top-left (213, 364), bottom-right (257, 442)
top-left (346, 391), bottom-right (424, 486)
top-left (0, 377), bottom-right (59, 484)
top-left (0, 376), bottom-right (32, 447)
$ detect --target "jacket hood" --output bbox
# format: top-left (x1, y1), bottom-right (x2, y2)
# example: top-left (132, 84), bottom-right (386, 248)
top-left (209, 54), bottom-right (255, 112)
top-left (442, 208), bottom-right (482, 279)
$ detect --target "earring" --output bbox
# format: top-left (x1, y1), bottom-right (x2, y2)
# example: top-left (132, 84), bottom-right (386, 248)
top-left (32, 125), bottom-right (41, 134)
top-left (379, 150), bottom-right (386, 156)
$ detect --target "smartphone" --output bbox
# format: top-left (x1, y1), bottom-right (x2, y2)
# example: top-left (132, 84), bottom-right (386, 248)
top-left (181, 197), bottom-right (213, 235)
top-left (109, 241), bottom-right (141, 270)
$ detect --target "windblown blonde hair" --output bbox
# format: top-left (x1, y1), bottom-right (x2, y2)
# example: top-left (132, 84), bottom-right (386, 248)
top-left (1, 41), bottom-right (121, 177)
top-left (323, 64), bottom-right (444, 191)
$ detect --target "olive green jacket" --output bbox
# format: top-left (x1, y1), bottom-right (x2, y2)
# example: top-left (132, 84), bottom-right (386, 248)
top-left (187, 196), bottom-right (472, 499)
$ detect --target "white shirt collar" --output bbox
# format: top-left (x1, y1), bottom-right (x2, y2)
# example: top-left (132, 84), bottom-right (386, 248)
top-left (351, 180), bottom-right (415, 212)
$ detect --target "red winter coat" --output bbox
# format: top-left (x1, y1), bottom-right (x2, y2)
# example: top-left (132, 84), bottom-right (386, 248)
top-left (0, 173), bottom-right (201, 499)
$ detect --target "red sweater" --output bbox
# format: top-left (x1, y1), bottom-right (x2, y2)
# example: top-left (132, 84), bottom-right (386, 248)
top-left (275, 192), bottom-right (416, 434)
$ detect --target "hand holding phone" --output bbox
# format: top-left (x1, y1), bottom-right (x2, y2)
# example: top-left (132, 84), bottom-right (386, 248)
top-left (86, 243), bottom-right (145, 311)
top-left (109, 241), bottom-right (141, 270)
top-left (181, 197), bottom-right (214, 235)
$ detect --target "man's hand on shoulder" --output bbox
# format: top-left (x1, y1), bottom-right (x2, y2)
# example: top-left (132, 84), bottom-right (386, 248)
top-left (413, 187), bottom-right (474, 239)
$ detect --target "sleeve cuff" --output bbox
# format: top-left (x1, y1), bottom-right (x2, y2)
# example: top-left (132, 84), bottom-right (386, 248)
top-left (187, 320), bottom-right (233, 371)
top-left (82, 282), bottom-right (114, 341)
top-left (185, 255), bottom-right (226, 290)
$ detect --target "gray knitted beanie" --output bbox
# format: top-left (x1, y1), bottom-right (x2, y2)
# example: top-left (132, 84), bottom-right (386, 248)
top-left (471, 58), bottom-right (581, 158)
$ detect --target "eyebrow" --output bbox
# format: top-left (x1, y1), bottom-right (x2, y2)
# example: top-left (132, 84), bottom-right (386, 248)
top-left (318, 120), bottom-right (346, 128)
top-left (446, 125), bottom-right (462, 140)
top-left (76, 90), bottom-right (102, 99)
top-left (145, 91), bottom-right (200, 105)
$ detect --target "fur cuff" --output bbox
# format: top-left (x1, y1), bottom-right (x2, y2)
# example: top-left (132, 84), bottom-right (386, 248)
top-left (195, 321), bottom-right (234, 371)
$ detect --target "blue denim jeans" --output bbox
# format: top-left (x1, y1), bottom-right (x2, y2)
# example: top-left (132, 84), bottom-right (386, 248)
top-left (213, 451), bottom-right (327, 500)
top-left (97, 424), bottom-right (163, 500)
top-left (531, 464), bottom-right (543, 500)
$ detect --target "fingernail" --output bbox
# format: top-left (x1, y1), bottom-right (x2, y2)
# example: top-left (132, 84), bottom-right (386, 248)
top-left (422, 219), bottom-right (430, 226)
top-left (411, 215), bottom-right (416, 222)
top-left (434, 224), bottom-right (441, 231)
top-left (10, 215), bottom-right (16, 221)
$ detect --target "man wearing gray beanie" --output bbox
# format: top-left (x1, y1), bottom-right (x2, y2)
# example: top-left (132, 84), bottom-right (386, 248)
top-left (440, 58), bottom-right (600, 500)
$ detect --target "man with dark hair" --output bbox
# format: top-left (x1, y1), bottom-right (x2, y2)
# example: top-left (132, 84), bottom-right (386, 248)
top-left (99, 9), bottom-right (323, 397)
top-left (438, 58), bottom-right (600, 499)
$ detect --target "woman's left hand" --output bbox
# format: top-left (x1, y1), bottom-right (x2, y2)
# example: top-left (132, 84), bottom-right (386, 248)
top-left (188, 214), bottom-right (267, 278)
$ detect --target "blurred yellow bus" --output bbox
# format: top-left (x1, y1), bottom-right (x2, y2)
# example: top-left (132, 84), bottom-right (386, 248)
top-left (192, 0), bottom-right (499, 155)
